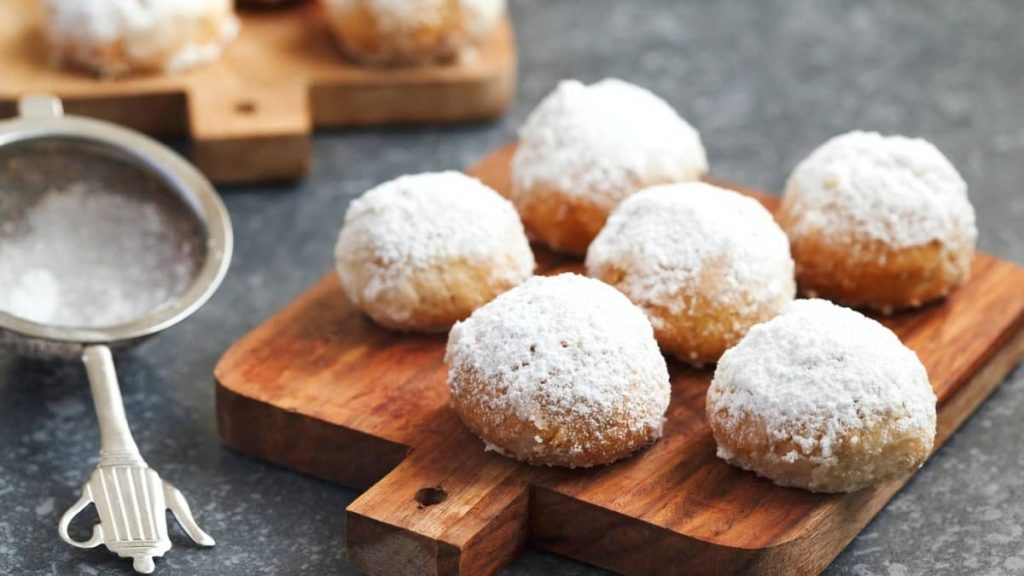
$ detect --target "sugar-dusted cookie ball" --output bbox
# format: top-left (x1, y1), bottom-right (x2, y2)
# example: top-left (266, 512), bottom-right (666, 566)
top-left (322, 0), bottom-right (506, 67)
top-left (586, 182), bottom-right (795, 365)
top-left (446, 273), bottom-right (670, 467)
top-left (335, 171), bottom-right (534, 332)
top-left (43, 0), bottom-right (239, 77)
top-left (707, 299), bottom-right (937, 493)
top-left (511, 79), bottom-right (707, 256)
top-left (779, 131), bottom-right (977, 313)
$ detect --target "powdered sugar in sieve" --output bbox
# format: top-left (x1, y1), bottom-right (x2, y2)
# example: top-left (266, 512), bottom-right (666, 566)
top-left (0, 138), bottom-right (205, 328)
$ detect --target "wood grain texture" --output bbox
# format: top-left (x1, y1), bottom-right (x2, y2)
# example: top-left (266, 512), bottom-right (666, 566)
top-left (214, 143), bottom-right (1024, 575)
top-left (0, 0), bottom-right (516, 183)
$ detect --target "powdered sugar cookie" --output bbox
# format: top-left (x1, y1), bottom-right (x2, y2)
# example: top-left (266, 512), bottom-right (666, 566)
top-left (43, 0), bottom-right (239, 77)
top-left (322, 0), bottom-right (505, 66)
top-left (707, 299), bottom-right (937, 493)
top-left (511, 79), bottom-right (707, 256)
top-left (779, 131), bottom-right (977, 313)
top-left (586, 182), bottom-right (795, 365)
top-left (334, 171), bottom-right (534, 332)
top-left (446, 273), bottom-right (670, 467)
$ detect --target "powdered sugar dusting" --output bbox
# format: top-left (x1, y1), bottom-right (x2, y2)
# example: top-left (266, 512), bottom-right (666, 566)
top-left (459, 0), bottom-right (505, 39)
top-left (446, 273), bottom-right (670, 444)
top-left (0, 183), bottom-right (200, 328)
top-left (45, 0), bottom-right (238, 75)
top-left (334, 171), bottom-right (534, 309)
top-left (165, 15), bottom-right (239, 73)
top-left (325, 0), bottom-right (503, 34)
top-left (708, 299), bottom-right (936, 464)
top-left (586, 182), bottom-right (794, 320)
top-left (326, 0), bottom-right (445, 32)
top-left (511, 79), bottom-right (708, 212)
top-left (783, 131), bottom-right (977, 249)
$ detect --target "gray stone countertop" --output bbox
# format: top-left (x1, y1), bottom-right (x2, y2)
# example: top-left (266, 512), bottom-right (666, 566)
top-left (1, 0), bottom-right (1023, 574)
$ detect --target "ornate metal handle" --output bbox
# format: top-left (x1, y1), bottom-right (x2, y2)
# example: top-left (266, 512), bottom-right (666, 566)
top-left (58, 345), bottom-right (214, 574)
top-left (57, 489), bottom-right (103, 549)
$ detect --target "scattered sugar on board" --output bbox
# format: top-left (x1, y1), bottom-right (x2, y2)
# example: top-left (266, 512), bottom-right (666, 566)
top-left (708, 299), bottom-right (937, 461)
top-left (446, 273), bottom-right (670, 436)
top-left (512, 78), bottom-right (707, 211)
top-left (0, 182), bottom-right (199, 327)
top-left (784, 131), bottom-right (977, 249)
top-left (335, 171), bottom-right (534, 308)
top-left (586, 182), bottom-right (794, 319)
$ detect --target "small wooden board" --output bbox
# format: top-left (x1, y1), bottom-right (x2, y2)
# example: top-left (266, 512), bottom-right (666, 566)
top-left (215, 144), bottom-right (1024, 575)
top-left (0, 0), bottom-right (516, 183)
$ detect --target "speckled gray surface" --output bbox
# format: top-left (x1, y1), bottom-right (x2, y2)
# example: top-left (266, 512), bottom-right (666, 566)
top-left (1, 0), bottom-right (1023, 574)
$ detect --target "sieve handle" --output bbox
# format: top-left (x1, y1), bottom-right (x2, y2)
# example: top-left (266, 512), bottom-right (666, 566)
top-left (61, 345), bottom-right (213, 572)
top-left (82, 345), bottom-right (144, 465)
top-left (18, 94), bottom-right (64, 119)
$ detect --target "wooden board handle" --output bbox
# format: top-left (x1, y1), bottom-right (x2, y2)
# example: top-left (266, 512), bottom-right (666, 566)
top-left (188, 84), bottom-right (311, 183)
top-left (346, 413), bottom-right (529, 576)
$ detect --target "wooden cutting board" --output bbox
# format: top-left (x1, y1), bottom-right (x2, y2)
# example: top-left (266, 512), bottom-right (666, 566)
top-left (214, 144), bottom-right (1024, 575)
top-left (0, 0), bottom-right (515, 183)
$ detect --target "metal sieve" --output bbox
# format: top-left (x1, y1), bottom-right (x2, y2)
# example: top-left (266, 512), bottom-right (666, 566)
top-left (0, 96), bottom-right (233, 573)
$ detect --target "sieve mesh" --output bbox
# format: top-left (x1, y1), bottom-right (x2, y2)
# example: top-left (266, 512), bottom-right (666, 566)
top-left (0, 138), bottom-right (206, 329)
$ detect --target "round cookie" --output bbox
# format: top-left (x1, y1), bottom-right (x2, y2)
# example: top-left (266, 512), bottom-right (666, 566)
top-left (334, 171), bottom-right (534, 332)
top-left (445, 273), bottom-right (670, 468)
top-left (511, 79), bottom-right (707, 256)
top-left (586, 182), bottom-right (795, 365)
top-left (706, 299), bottom-right (937, 493)
top-left (43, 0), bottom-right (239, 77)
top-left (779, 131), bottom-right (977, 313)
top-left (322, 0), bottom-right (505, 67)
